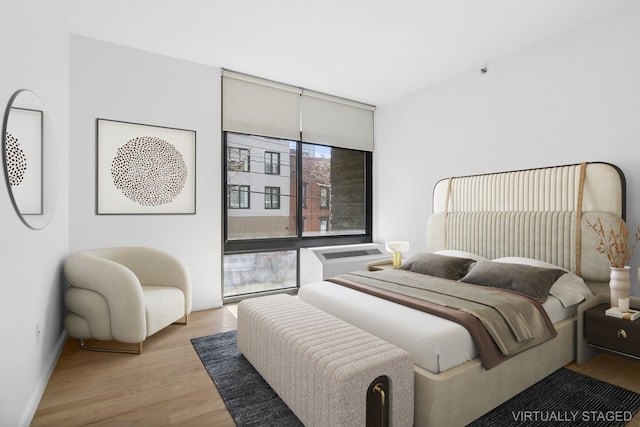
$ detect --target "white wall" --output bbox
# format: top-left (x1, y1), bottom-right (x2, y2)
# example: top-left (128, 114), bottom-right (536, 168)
top-left (69, 36), bottom-right (223, 310)
top-left (375, 5), bottom-right (640, 295)
top-left (0, 1), bottom-right (70, 426)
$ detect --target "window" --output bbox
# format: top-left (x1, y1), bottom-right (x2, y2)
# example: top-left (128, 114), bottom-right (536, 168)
top-left (320, 186), bottom-right (329, 209)
top-left (224, 135), bottom-right (372, 296)
top-left (225, 133), bottom-right (295, 241)
top-left (228, 185), bottom-right (249, 209)
top-left (302, 182), bottom-right (308, 208)
top-left (301, 144), bottom-right (366, 236)
top-left (265, 151), bottom-right (280, 175)
top-left (228, 147), bottom-right (249, 172)
top-left (225, 132), bottom-right (371, 242)
top-left (264, 186), bottom-right (280, 209)
top-left (223, 250), bottom-right (296, 297)
top-left (222, 71), bottom-right (373, 299)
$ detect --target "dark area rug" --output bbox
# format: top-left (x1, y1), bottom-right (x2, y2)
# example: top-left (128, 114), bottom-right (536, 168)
top-left (191, 330), bottom-right (302, 427)
top-left (193, 330), bottom-right (640, 427)
top-left (468, 367), bottom-right (640, 426)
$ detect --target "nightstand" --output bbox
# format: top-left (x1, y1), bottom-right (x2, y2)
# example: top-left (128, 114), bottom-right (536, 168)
top-left (584, 302), bottom-right (640, 361)
top-left (366, 259), bottom-right (394, 271)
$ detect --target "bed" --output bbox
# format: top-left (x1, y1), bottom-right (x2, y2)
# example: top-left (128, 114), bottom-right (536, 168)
top-left (298, 161), bottom-right (625, 426)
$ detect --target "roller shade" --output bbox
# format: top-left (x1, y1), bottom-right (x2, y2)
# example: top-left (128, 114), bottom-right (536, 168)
top-left (301, 90), bottom-right (374, 151)
top-left (222, 70), bottom-right (301, 140)
top-left (222, 70), bottom-right (375, 151)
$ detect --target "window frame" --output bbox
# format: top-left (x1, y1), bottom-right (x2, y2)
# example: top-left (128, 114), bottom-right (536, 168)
top-left (319, 186), bottom-right (329, 209)
top-left (227, 184), bottom-right (250, 209)
top-left (264, 151), bottom-right (281, 175)
top-left (228, 147), bottom-right (250, 172)
top-left (223, 131), bottom-right (373, 283)
top-left (301, 182), bottom-right (308, 208)
top-left (264, 186), bottom-right (281, 209)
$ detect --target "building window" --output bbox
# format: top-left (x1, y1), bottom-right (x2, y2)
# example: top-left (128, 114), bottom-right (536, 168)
top-left (320, 186), bottom-right (329, 209)
top-left (265, 151), bottom-right (280, 175)
top-left (264, 186), bottom-right (280, 209)
top-left (228, 147), bottom-right (250, 172)
top-left (320, 217), bottom-right (329, 233)
top-left (302, 182), bottom-right (308, 208)
top-left (228, 185), bottom-right (250, 209)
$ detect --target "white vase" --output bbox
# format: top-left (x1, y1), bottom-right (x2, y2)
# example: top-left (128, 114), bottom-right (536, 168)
top-left (609, 266), bottom-right (631, 307)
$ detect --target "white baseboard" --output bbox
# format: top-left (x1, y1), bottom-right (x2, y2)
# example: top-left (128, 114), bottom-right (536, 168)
top-left (18, 331), bottom-right (68, 427)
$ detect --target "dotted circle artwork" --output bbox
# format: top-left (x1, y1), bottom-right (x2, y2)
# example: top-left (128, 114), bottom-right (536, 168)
top-left (111, 136), bottom-right (187, 206)
top-left (5, 133), bottom-right (27, 186)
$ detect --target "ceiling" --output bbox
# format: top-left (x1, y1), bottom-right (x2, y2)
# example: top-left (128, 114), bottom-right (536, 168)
top-left (61, 0), bottom-right (636, 106)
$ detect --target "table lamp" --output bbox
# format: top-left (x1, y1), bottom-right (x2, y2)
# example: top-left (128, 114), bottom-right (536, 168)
top-left (385, 241), bottom-right (410, 269)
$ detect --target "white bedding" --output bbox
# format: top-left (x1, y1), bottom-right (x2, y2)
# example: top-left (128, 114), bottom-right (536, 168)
top-left (298, 281), bottom-right (576, 374)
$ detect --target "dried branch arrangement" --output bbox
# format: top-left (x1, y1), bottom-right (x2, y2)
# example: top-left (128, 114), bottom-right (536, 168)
top-left (586, 218), bottom-right (640, 268)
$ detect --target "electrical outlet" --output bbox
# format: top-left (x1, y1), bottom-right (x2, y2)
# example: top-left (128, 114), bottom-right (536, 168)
top-left (36, 322), bottom-right (41, 344)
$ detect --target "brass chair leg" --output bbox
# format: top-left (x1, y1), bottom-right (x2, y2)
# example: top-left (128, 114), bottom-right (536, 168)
top-left (174, 314), bottom-right (189, 325)
top-left (78, 339), bottom-right (143, 355)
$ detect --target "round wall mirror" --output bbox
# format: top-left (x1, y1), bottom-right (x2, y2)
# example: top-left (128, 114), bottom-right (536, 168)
top-left (2, 89), bottom-right (58, 229)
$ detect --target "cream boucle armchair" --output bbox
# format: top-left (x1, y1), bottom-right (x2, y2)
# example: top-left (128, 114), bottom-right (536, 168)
top-left (63, 246), bottom-right (192, 354)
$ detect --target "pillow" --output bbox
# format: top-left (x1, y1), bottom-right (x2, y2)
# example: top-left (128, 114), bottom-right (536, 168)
top-left (434, 250), bottom-right (488, 262)
top-left (400, 252), bottom-right (476, 280)
top-left (492, 257), bottom-right (593, 307)
top-left (460, 260), bottom-right (567, 303)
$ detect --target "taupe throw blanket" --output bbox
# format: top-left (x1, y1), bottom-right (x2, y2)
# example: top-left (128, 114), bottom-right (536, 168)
top-left (327, 269), bottom-right (557, 370)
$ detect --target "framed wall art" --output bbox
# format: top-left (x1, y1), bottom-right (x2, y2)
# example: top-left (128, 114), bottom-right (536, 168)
top-left (4, 107), bottom-right (43, 215)
top-left (97, 119), bottom-right (196, 214)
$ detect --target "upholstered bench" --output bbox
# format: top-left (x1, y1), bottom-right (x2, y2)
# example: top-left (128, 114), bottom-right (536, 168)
top-left (237, 294), bottom-right (414, 427)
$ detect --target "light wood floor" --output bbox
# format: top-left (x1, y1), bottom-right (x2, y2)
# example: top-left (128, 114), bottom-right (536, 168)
top-left (32, 305), bottom-right (238, 427)
top-left (32, 305), bottom-right (640, 426)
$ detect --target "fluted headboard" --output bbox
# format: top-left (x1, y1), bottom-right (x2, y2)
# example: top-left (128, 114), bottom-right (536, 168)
top-left (427, 162), bottom-right (625, 282)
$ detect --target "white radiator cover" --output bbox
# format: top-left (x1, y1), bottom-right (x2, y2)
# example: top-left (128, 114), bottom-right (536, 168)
top-left (300, 243), bottom-right (387, 285)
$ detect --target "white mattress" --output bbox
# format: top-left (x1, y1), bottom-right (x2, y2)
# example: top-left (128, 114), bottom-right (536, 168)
top-left (297, 281), bottom-right (575, 374)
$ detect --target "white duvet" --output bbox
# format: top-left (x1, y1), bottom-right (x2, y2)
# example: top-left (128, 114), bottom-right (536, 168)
top-left (298, 281), bottom-right (576, 374)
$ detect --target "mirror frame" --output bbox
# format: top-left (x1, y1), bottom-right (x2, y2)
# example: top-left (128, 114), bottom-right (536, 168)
top-left (2, 89), bottom-right (58, 230)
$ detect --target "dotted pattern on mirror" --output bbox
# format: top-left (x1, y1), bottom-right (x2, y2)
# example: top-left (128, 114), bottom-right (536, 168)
top-left (111, 136), bottom-right (187, 206)
top-left (5, 132), bottom-right (27, 186)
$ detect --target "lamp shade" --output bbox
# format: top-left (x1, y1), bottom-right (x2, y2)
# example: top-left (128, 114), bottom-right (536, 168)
top-left (385, 241), bottom-right (410, 253)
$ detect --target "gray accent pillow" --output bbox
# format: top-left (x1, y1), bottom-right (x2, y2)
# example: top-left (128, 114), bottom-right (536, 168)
top-left (492, 257), bottom-right (593, 307)
top-left (460, 260), bottom-right (567, 303)
top-left (400, 252), bottom-right (476, 280)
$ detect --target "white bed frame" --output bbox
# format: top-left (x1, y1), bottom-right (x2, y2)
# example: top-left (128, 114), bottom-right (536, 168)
top-left (305, 162), bottom-right (626, 426)
top-left (415, 162), bottom-right (625, 426)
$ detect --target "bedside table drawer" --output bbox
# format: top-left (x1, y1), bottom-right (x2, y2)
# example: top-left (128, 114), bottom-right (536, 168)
top-left (584, 306), bottom-right (640, 358)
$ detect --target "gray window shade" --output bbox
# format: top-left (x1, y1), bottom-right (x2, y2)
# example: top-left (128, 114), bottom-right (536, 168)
top-left (301, 90), bottom-right (374, 152)
top-left (222, 71), bottom-right (301, 140)
top-left (222, 70), bottom-right (375, 151)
